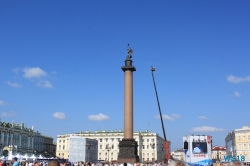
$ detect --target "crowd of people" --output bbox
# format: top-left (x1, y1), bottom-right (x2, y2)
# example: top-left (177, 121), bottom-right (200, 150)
top-left (0, 158), bottom-right (246, 166)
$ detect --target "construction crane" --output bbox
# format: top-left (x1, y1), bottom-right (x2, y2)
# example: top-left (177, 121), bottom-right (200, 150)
top-left (151, 66), bottom-right (170, 162)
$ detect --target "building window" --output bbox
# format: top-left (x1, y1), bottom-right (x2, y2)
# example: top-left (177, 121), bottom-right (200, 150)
top-left (99, 153), bottom-right (101, 156)
top-left (100, 139), bottom-right (102, 142)
top-left (111, 138), bottom-right (114, 142)
top-left (238, 136), bottom-right (241, 140)
top-left (147, 153), bottom-right (149, 156)
top-left (147, 139), bottom-right (149, 142)
top-left (147, 145), bottom-right (149, 149)
top-left (112, 145), bottom-right (114, 149)
top-left (248, 136), bottom-right (250, 140)
top-left (59, 145), bottom-right (61, 150)
top-left (59, 153), bottom-right (60, 156)
top-left (143, 153), bottom-right (144, 157)
top-left (244, 144), bottom-right (246, 150)
top-left (59, 140), bottom-right (61, 143)
top-left (151, 139), bottom-right (154, 142)
top-left (239, 144), bottom-right (242, 150)
top-left (63, 145), bottom-right (65, 150)
top-left (142, 139), bottom-right (144, 142)
top-left (100, 145), bottom-right (102, 149)
top-left (63, 140), bottom-right (65, 143)
top-left (243, 136), bottom-right (245, 140)
top-left (142, 145), bottom-right (144, 149)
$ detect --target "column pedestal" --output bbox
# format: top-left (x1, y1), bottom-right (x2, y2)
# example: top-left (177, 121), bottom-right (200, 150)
top-left (118, 139), bottom-right (139, 163)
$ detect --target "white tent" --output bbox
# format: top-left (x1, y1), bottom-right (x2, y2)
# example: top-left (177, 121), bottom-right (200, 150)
top-left (0, 156), bottom-right (5, 160)
top-left (30, 154), bottom-right (37, 160)
top-left (38, 154), bottom-right (45, 159)
top-left (14, 153), bottom-right (22, 158)
top-left (22, 154), bottom-right (29, 160)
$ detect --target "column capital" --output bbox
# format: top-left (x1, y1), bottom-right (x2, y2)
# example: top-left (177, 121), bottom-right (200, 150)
top-left (121, 59), bottom-right (136, 72)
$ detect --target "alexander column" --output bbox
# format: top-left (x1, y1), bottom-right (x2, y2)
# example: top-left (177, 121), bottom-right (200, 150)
top-left (118, 45), bottom-right (139, 163)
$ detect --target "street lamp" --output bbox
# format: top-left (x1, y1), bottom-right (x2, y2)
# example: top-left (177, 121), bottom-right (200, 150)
top-left (106, 144), bottom-right (111, 162)
top-left (86, 140), bottom-right (93, 162)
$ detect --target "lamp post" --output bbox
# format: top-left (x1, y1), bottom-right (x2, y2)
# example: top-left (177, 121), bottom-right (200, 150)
top-left (85, 140), bottom-right (93, 162)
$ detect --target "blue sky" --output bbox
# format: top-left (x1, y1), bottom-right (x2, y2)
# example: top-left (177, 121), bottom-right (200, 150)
top-left (1, 1), bottom-right (250, 151)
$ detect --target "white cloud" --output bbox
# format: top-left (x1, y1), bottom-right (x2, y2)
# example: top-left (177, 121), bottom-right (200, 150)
top-left (191, 126), bottom-right (224, 132)
top-left (22, 67), bottom-right (53, 88)
top-left (23, 67), bottom-right (47, 78)
top-left (172, 114), bottom-right (181, 119)
top-left (0, 100), bottom-right (7, 106)
top-left (6, 81), bottom-right (22, 88)
top-left (234, 91), bottom-right (241, 97)
top-left (88, 113), bottom-right (110, 121)
top-left (37, 80), bottom-right (53, 88)
top-left (1, 111), bottom-right (17, 117)
top-left (227, 75), bottom-right (250, 83)
top-left (199, 116), bottom-right (209, 120)
top-left (52, 112), bottom-right (66, 120)
top-left (156, 114), bottom-right (175, 121)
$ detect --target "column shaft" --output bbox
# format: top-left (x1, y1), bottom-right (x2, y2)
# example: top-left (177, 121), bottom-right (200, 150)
top-left (124, 70), bottom-right (133, 139)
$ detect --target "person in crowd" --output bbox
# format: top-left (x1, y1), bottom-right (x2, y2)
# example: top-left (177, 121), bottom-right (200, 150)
top-left (9, 161), bottom-right (14, 166)
top-left (48, 161), bottom-right (60, 166)
top-left (168, 161), bottom-right (186, 166)
top-left (228, 161), bottom-right (244, 166)
top-left (13, 157), bottom-right (19, 166)
top-left (33, 162), bottom-right (39, 166)
top-left (2, 161), bottom-right (7, 166)
top-left (21, 162), bottom-right (26, 166)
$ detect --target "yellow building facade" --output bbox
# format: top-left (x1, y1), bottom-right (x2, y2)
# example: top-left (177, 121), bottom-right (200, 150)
top-left (225, 126), bottom-right (250, 162)
top-left (56, 130), bottom-right (169, 162)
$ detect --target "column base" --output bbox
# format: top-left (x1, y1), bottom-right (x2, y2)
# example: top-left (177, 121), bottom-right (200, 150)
top-left (117, 138), bottom-right (139, 163)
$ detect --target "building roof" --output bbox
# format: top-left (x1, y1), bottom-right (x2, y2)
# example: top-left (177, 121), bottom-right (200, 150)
top-left (212, 146), bottom-right (226, 151)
